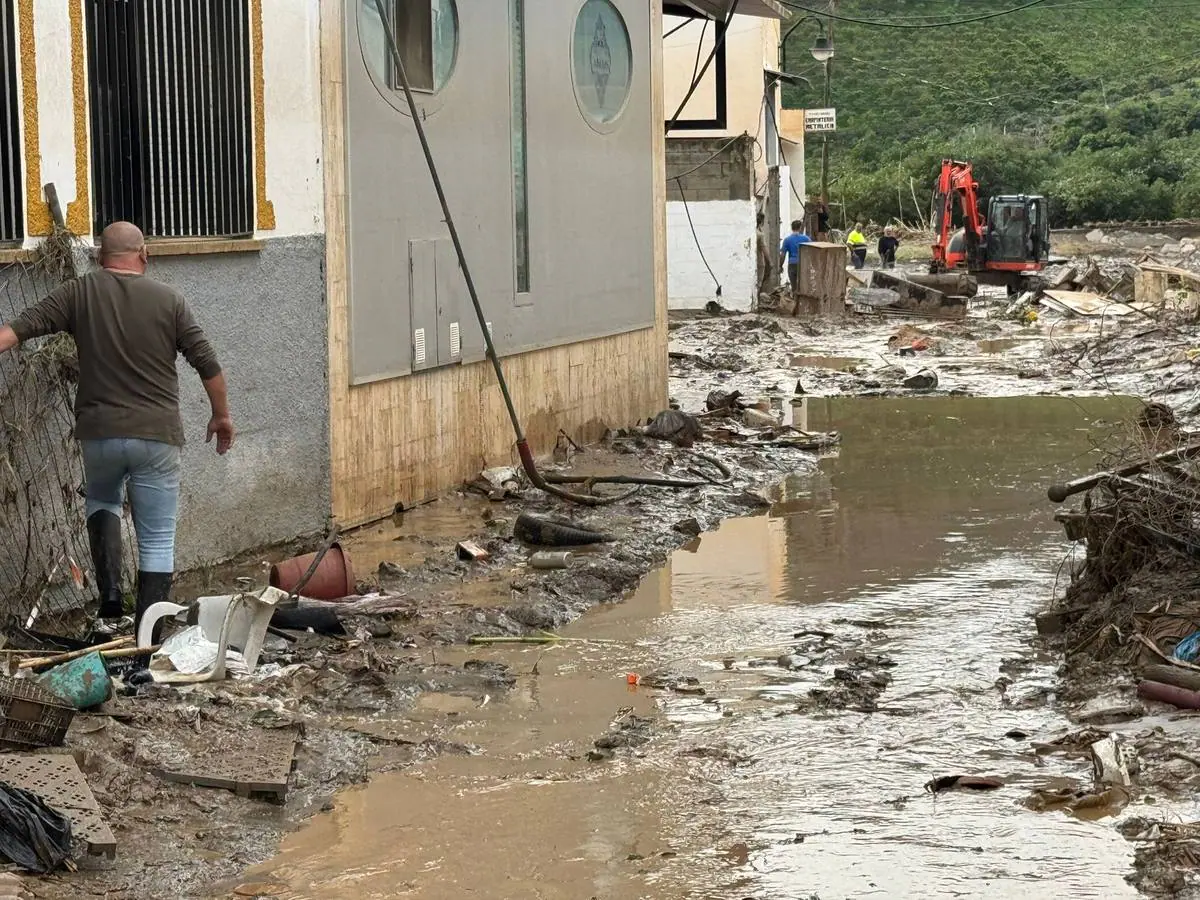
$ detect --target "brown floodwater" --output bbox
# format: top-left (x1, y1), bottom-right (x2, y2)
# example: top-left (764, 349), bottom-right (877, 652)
top-left (242, 395), bottom-right (1149, 900)
top-left (789, 354), bottom-right (866, 371)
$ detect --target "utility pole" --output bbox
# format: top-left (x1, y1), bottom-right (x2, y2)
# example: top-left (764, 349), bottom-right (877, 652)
top-left (820, 0), bottom-right (835, 201)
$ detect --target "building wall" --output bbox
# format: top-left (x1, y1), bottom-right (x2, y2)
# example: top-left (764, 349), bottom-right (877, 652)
top-left (663, 12), bottom-right (780, 188)
top-left (4, 0), bottom-right (330, 570)
top-left (663, 12), bottom-right (805, 308)
top-left (666, 135), bottom-right (757, 311)
top-left (324, 0), bottom-right (669, 524)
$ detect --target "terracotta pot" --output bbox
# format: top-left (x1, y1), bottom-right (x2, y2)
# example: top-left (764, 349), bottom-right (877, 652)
top-left (1138, 679), bottom-right (1200, 710)
top-left (269, 543), bottom-right (355, 600)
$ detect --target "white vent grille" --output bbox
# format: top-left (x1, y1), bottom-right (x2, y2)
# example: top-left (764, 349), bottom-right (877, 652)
top-left (414, 328), bottom-right (426, 365)
top-left (449, 322), bottom-right (461, 358)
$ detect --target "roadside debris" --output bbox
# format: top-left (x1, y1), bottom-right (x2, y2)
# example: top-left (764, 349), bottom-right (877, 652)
top-left (529, 551), bottom-right (573, 570)
top-left (0, 754), bottom-right (116, 857)
top-left (0, 677), bottom-right (74, 749)
top-left (153, 725), bottom-right (302, 802)
top-left (514, 513), bottom-right (615, 547)
top-left (455, 540), bottom-right (490, 562)
top-left (925, 775), bottom-right (1004, 794)
top-left (1044, 428), bottom-right (1200, 673)
top-left (36, 651), bottom-right (112, 710)
top-left (269, 543), bottom-right (355, 601)
top-left (587, 714), bottom-right (654, 762)
top-left (903, 369), bottom-right (939, 391)
top-left (643, 409), bottom-right (704, 447)
top-left (0, 783), bottom-right (73, 873)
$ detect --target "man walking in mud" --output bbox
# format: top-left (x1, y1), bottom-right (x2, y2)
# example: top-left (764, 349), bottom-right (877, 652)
top-left (0, 221), bottom-right (234, 633)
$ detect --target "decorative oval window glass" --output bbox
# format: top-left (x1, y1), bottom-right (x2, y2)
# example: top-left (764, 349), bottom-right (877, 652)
top-left (571, 0), bottom-right (633, 127)
top-left (360, 0), bottom-right (459, 106)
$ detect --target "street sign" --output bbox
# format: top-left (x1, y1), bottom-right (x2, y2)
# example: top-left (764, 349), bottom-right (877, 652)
top-left (804, 108), bottom-right (837, 133)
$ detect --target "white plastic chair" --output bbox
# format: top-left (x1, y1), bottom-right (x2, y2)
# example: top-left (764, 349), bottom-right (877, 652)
top-left (147, 587), bottom-right (285, 683)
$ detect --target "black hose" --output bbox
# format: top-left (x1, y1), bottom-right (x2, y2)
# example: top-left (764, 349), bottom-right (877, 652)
top-left (374, 2), bottom-right (664, 508)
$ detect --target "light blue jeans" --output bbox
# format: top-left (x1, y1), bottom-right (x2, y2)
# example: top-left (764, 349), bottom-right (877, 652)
top-left (81, 439), bottom-right (182, 573)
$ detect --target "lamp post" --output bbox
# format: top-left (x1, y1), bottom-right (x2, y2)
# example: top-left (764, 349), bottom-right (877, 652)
top-left (779, 16), bottom-right (834, 201)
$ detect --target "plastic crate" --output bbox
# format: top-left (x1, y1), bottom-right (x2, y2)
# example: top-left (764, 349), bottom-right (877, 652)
top-left (0, 675), bottom-right (75, 749)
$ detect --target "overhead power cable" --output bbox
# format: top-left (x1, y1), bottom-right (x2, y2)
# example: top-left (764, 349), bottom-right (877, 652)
top-left (777, 0), bottom-right (1051, 27)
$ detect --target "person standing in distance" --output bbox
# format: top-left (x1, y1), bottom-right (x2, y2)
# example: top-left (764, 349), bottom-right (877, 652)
top-left (0, 221), bottom-right (234, 633)
top-left (779, 219), bottom-right (813, 292)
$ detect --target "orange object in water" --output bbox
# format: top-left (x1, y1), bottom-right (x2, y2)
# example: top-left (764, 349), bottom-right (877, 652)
top-left (626, 673), bottom-right (640, 685)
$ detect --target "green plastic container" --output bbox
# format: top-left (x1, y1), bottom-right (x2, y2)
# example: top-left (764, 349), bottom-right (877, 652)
top-left (37, 651), bottom-right (112, 710)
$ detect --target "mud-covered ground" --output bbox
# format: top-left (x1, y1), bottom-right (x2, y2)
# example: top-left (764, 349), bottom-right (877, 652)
top-left (25, 228), bottom-right (1200, 899)
top-left (32, 435), bottom-right (828, 898)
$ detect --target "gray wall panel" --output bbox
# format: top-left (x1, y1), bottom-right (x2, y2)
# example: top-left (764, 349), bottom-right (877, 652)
top-left (344, 0), bottom-right (656, 384)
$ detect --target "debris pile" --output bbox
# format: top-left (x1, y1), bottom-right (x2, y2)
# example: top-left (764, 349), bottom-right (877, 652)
top-left (999, 254), bottom-right (1200, 323)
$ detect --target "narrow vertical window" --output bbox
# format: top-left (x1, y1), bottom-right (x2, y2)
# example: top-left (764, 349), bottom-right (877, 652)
top-left (510, 0), bottom-right (529, 293)
top-left (0, 0), bottom-right (23, 244)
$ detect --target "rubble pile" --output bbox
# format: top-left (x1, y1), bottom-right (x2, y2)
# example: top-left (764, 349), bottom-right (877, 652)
top-left (1045, 415), bottom-right (1200, 675)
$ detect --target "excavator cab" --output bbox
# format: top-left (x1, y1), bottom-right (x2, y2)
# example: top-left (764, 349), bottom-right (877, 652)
top-left (985, 195), bottom-right (1049, 267)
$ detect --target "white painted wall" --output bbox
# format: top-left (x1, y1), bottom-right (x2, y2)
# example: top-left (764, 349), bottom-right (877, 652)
top-left (29, 2), bottom-right (77, 235)
top-left (667, 200), bottom-right (756, 312)
top-left (259, 0), bottom-right (324, 238)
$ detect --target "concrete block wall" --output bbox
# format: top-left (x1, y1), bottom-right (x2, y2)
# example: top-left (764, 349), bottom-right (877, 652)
top-left (150, 237), bottom-right (331, 570)
top-left (665, 135), bottom-right (755, 202)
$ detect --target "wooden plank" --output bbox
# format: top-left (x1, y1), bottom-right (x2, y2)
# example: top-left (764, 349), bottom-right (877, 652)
top-left (1042, 290), bottom-right (1136, 317)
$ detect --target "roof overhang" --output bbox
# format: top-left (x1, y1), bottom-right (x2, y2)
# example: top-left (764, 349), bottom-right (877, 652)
top-left (665, 0), bottom-right (789, 20)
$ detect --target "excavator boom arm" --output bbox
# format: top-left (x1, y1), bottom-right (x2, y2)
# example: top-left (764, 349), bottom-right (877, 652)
top-left (931, 159), bottom-right (984, 271)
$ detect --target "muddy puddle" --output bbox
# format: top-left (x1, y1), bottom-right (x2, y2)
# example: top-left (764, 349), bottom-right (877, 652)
top-left (244, 395), bottom-right (1150, 899)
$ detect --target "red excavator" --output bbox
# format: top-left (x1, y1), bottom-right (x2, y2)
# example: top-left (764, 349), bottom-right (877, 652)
top-left (930, 159), bottom-right (1050, 294)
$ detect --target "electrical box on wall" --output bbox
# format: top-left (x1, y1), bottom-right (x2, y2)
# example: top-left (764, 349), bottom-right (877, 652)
top-left (409, 238), bottom-right (468, 371)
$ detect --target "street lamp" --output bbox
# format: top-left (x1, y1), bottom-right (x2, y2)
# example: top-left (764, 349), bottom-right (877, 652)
top-left (778, 16), bottom-right (834, 202)
top-left (810, 35), bottom-right (834, 63)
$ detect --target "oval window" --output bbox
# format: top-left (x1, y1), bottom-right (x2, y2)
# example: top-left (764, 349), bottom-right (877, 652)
top-left (571, 0), bottom-right (633, 128)
top-left (359, 0), bottom-right (459, 112)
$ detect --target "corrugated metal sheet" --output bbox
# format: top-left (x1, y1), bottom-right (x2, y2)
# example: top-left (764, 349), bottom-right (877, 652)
top-left (0, 0), bottom-right (23, 244)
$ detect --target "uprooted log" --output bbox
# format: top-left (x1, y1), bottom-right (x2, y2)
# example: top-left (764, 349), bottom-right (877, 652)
top-left (862, 270), bottom-right (968, 320)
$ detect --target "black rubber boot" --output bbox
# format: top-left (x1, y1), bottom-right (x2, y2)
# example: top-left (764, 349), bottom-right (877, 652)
top-left (87, 511), bottom-right (125, 619)
top-left (134, 570), bottom-right (174, 642)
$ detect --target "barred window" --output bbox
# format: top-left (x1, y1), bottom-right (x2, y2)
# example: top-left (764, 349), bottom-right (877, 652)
top-left (0, 0), bottom-right (22, 245)
top-left (85, 0), bottom-right (254, 239)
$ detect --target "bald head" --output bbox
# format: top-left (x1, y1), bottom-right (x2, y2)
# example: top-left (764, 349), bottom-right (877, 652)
top-left (99, 221), bottom-right (147, 272)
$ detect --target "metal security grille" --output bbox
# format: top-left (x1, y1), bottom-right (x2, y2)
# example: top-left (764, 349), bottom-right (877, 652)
top-left (86, 0), bottom-right (253, 239)
top-left (0, 0), bottom-right (23, 244)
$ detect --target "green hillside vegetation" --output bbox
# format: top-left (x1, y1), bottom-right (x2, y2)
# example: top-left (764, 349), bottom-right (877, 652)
top-left (780, 0), bottom-right (1200, 226)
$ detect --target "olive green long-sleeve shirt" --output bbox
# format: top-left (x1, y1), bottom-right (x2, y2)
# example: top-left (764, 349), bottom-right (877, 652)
top-left (11, 270), bottom-right (221, 447)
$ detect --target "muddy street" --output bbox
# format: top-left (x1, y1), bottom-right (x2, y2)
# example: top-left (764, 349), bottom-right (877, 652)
top-left (235, 396), bottom-right (1145, 899)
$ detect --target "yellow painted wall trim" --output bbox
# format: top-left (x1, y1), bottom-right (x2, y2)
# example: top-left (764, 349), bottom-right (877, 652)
top-left (65, 0), bottom-right (89, 235)
top-left (17, 0), bottom-right (50, 237)
top-left (250, 0), bottom-right (276, 231)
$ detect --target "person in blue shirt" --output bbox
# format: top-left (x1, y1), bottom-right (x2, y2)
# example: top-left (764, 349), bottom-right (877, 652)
top-left (779, 220), bottom-right (812, 291)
